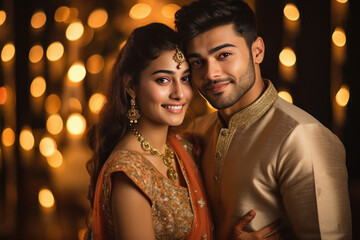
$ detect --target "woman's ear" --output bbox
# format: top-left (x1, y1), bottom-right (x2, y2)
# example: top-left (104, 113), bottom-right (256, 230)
top-left (252, 37), bottom-right (265, 64)
top-left (124, 75), bottom-right (135, 97)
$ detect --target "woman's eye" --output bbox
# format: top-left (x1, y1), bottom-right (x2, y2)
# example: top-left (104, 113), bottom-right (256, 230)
top-left (156, 77), bottom-right (170, 84)
top-left (181, 76), bottom-right (191, 83)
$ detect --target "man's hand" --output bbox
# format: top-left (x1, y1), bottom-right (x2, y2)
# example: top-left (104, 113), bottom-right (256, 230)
top-left (230, 210), bottom-right (280, 240)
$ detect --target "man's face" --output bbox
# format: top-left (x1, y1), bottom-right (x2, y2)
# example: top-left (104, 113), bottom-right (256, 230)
top-left (186, 23), bottom-right (256, 110)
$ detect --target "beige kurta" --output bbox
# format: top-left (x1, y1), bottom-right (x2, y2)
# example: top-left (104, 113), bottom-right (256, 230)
top-left (190, 80), bottom-right (351, 239)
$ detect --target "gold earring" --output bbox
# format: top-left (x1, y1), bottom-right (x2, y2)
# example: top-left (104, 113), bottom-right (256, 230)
top-left (127, 95), bottom-right (140, 125)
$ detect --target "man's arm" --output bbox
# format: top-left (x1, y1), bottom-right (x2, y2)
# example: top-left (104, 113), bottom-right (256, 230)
top-left (277, 123), bottom-right (351, 239)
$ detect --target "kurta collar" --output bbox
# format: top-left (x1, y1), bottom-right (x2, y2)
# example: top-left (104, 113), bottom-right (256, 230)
top-left (219, 79), bottom-right (278, 129)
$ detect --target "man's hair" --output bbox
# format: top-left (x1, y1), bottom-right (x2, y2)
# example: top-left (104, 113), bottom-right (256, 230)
top-left (175, 0), bottom-right (257, 49)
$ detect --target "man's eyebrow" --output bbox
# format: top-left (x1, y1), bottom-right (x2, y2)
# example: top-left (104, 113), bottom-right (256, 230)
top-left (187, 43), bottom-right (237, 59)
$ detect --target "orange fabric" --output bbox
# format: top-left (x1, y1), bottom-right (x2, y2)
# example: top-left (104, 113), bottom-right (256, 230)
top-left (168, 135), bottom-right (213, 240)
top-left (92, 135), bottom-right (213, 239)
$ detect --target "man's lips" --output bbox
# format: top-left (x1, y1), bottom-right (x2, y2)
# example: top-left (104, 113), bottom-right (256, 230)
top-left (205, 82), bottom-right (230, 94)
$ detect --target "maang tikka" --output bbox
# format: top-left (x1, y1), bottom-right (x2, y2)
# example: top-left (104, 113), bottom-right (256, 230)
top-left (173, 45), bottom-right (185, 69)
top-left (127, 95), bottom-right (140, 125)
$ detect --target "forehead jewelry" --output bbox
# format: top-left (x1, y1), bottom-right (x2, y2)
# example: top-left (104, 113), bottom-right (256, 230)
top-left (173, 45), bottom-right (185, 69)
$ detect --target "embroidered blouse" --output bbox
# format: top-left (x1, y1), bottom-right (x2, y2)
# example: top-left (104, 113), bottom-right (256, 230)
top-left (101, 150), bottom-right (194, 240)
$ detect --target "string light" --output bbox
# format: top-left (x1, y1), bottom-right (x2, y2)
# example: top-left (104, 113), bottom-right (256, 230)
top-left (46, 42), bottom-right (64, 61)
top-left (278, 91), bottom-right (293, 104)
top-left (89, 93), bottom-right (106, 114)
top-left (29, 45), bottom-right (44, 63)
top-left (45, 94), bottom-right (61, 114)
top-left (161, 4), bottom-right (180, 19)
top-left (86, 54), bottom-right (104, 74)
top-left (279, 47), bottom-right (296, 67)
top-left (19, 128), bottom-right (35, 151)
top-left (38, 188), bottom-right (55, 208)
top-left (66, 21), bottom-right (84, 41)
top-left (283, 3), bottom-right (300, 21)
top-left (88, 8), bottom-right (108, 29)
top-left (335, 85), bottom-right (350, 107)
top-left (46, 114), bottom-right (63, 135)
top-left (54, 6), bottom-right (70, 23)
top-left (46, 149), bottom-right (63, 168)
top-left (68, 62), bottom-right (86, 83)
top-left (31, 10), bottom-right (46, 29)
top-left (66, 113), bottom-right (86, 136)
top-left (39, 136), bottom-right (57, 157)
top-left (1, 42), bottom-right (15, 62)
top-left (2, 128), bottom-right (15, 147)
top-left (0, 86), bottom-right (7, 105)
top-left (332, 27), bottom-right (346, 47)
top-left (0, 10), bottom-right (6, 26)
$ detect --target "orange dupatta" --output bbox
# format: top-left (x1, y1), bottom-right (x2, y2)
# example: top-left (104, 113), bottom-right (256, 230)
top-left (168, 135), bottom-right (213, 240)
top-left (91, 135), bottom-right (213, 240)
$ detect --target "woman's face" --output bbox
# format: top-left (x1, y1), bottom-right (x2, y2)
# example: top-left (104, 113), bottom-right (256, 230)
top-left (135, 49), bottom-right (193, 127)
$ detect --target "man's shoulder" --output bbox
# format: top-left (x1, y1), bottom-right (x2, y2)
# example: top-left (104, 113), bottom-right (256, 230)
top-left (187, 111), bottom-right (219, 135)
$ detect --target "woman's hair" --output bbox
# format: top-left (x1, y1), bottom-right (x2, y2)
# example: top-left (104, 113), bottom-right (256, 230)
top-left (175, 0), bottom-right (257, 49)
top-left (86, 23), bottom-right (180, 211)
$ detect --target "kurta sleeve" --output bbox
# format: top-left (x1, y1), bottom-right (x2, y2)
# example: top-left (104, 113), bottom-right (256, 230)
top-left (277, 123), bottom-right (352, 239)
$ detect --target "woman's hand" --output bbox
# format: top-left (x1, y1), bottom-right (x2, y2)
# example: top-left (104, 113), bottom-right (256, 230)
top-left (230, 210), bottom-right (280, 240)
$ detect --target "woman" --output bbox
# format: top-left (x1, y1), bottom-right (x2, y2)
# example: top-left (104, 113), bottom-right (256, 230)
top-left (85, 23), bottom-right (279, 240)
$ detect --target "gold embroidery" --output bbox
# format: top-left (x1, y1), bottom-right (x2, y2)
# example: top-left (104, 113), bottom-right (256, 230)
top-left (198, 198), bottom-right (206, 208)
top-left (101, 151), bottom-right (193, 239)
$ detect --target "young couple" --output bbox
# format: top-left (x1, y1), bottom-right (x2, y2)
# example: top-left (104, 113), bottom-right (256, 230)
top-left (85, 0), bottom-right (352, 239)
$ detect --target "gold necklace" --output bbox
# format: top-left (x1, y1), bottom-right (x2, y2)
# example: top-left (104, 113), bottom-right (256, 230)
top-left (130, 128), bottom-right (178, 182)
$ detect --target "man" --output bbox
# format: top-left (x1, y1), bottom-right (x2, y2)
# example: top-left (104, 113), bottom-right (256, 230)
top-left (175, 0), bottom-right (352, 239)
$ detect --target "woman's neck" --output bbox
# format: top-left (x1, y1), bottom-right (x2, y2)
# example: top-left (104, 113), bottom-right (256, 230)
top-left (132, 122), bottom-right (169, 153)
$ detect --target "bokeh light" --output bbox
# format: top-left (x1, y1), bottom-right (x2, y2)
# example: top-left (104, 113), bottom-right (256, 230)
top-left (54, 6), bottom-right (70, 23)
top-left (39, 136), bottom-right (57, 157)
top-left (66, 21), bottom-right (84, 41)
top-left (278, 91), bottom-right (293, 104)
top-left (31, 10), bottom-right (47, 29)
top-left (30, 76), bottom-right (46, 97)
top-left (86, 54), bottom-right (104, 74)
top-left (0, 10), bottom-right (6, 26)
top-left (89, 93), bottom-right (106, 114)
top-left (38, 189), bottom-right (55, 208)
top-left (29, 45), bottom-right (44, 63)
top-left (68, 62), bottom-right (86, 83)
top-left (46, 114), bottom-right (64, 135)
top-left (69, 97), bottom-right (83, 112)
top-left (0, 86), bottom-right (7, 105)
top-left (46, 149), bottom-right (63, 168)
top-left (19, 128), bottom-right (35, 151)
top-left (332, 27), bottom-right (346, 47)
top-left (161, 4), bottom-right (180, 19)
top-left (129, 3), bottom-right (151, 19)
top-left (1, 42), bottom-right (15, 62)
top-left (336, 0), bottom-right (348, 3)
top-left (46, 42), bottom-right (64, 61)
top-left (283, 3), bottom-right (300, 21)
top-left (2, 128), bottom-right (15, 147)
top-left (336, 85), bottom-right (350, 107)
top-left (66, 113), bottom-right (86, 136)
top-left (88, 8), bottom-right (108, 29)
top-left (279, 47), bottom-right (296, 67)
top-left (45, 94), bottom-right (61, 114)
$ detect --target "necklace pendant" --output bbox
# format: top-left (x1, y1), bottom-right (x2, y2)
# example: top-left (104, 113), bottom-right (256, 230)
top-left (167, 168), bottom-right (178, 182)
top-left (141, 140), bottom-right (151, 151)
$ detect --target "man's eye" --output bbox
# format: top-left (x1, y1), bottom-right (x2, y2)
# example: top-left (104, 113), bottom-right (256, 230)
top-left (190, 60), bottom-right (202, 67)
top-left (219, 52), bottom-right (231, 59)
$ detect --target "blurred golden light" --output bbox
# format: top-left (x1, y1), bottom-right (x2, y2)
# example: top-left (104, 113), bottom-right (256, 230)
top-left (46, 114), bottom-right (63, 135)
top-left (88, 8), bottom-right (108, 29)
top-left (279, 47), bottom-right (296, 67)
top-left (31, 10), bottom-right (47, 29)
top-left (0, 86), bottom-right (7, 105)
top-left (278, 91), bottom-right (293, 104)
top-left (68, 62), bottom-right (86, 83)
top-left (46, 42), bottom-right (64, 61)
top-left (29, 45), bottom-right (44, 63)
top-left (0, 10), bottom-right (6, 26)
top-left (161, 4), bottom-right (180, 19)
top-left (336, 0), bottom-right (348, 3)
top-left (1, 42), bottom-right (15, 62)
top-left (38, 189), bottom-right (55, 208)
top-left (66, 113), bottom-right (86, 136)
top-left (119, 41), bottom-right (127, 50)
top-left (336, 85), bottom-right (350, 107)
top-left (332, 27), bottom-right (346, 47)
top-left (129, 3), bottom-right (152, 19)
top-left (30, 76), bottom-right (46, 97)
top-left (69, 97), bottom-right (83, 112)
top-left (54, 6), bottom-right (70, 22)
top-left (45, 94), bottom-right (61, 114)
top-left (89, 93), bottom-right (106, 114)
top-left (2, 128), bottom-right (15, 147)
top-left (46, 149), bottom-right (63, 168)
top-left (206, 101), bottom-right (216, 113)
top-left (66, 21), bottom-right (84, 41)
top-left (39, 136), bottom-right (57, 157)
top-left (78, 228), bottom-right (87, 240)
top-left (86, 54), bottom-right (104, 74)
top-left (283, 4), bottom-right (300, 21)
top-left (19, 129), bottom-right (35, 151)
